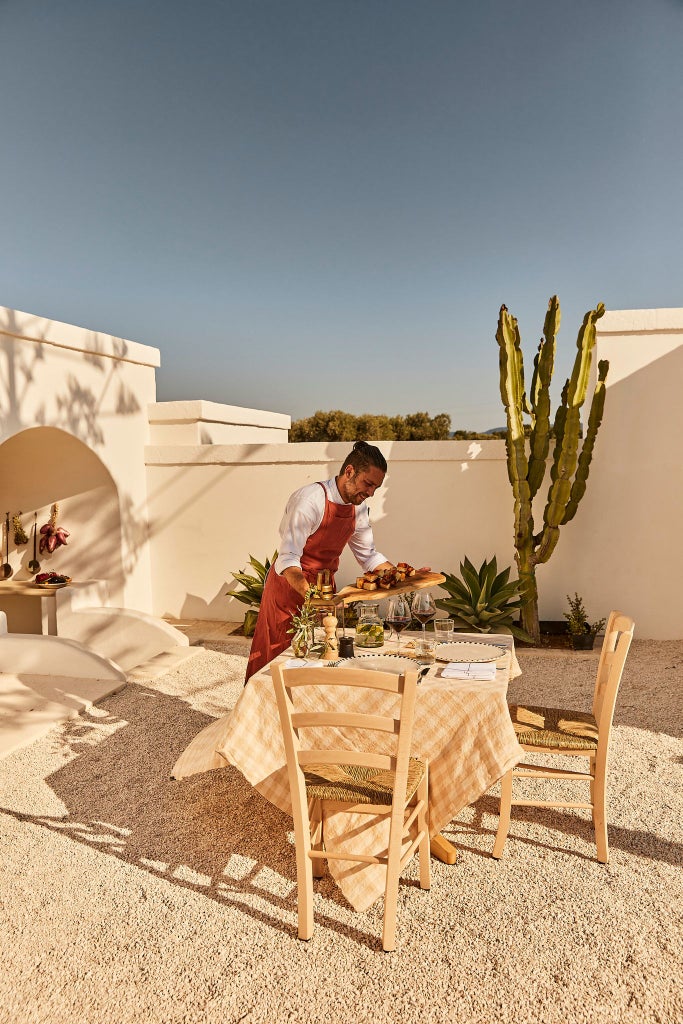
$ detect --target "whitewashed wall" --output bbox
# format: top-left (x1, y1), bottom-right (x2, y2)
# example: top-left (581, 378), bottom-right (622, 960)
top-left (146, 309), bottom-right (683, 640)
top-left (0, 305), bottom-right (159, 614)
top-left (542, 308), bottom-right (683, 638)
top-left (2, 303), bottom-right (680, 639)
top-left (145, 439), bottom-right (515, 621)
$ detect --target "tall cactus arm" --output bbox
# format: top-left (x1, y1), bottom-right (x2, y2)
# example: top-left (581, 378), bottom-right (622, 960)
top-left (497, 306), bottom-right (528, 446)
top-left (566, 302), bottom-right (605, 405)
top-left (544, 304), bottom-right (605, 530)
top-left (497, 305), bottom-right (533, 549)
top-left (528, 296), bottom-right (560, 499)
top-left (562, 359), bottom-right (609, 524)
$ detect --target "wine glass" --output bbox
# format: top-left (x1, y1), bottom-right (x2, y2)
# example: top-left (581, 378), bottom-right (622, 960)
top-left (412, 590), bottom-right (436, 641)
top-left (385, 594), bottom-right (411, 653)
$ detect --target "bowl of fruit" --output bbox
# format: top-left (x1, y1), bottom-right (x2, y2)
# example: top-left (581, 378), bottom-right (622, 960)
top-left (34, 572), bottom-right (72, 588)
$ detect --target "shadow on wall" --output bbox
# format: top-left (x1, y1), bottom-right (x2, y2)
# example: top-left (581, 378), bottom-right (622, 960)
top-left (0, 310), bottom-right (139, 450)
top-left (0, 427), bottom-right (125, 601)
top-left (0, 309), bottom-right (150, 585)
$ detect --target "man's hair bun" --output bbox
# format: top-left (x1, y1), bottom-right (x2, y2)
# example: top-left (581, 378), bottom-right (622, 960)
top-left (341, 440), bottom-right (387, 475)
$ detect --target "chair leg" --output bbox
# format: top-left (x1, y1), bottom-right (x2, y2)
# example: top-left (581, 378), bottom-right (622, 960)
top-left (417, 772), bottom-right (431, 890)
top-left (309, 798), bottom-right (326, 878)
top-left (492, 769), bottom-right (513, 859)
top-left (382, 813), bottom-right (405, 952)
top-left (292, 816), bottom-right (314, 940)
top-left (593, 760), bottom-right (609, 864)
top-left (382, 867), bottom-right (400, 952)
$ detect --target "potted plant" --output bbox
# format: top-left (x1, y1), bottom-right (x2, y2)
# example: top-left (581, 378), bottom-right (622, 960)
top-left (564, 593), bottom-right (606, 650)
top-left (435, 556), bottom-right (534, 643)
top-left (225, 551), bottom-right (277, 637)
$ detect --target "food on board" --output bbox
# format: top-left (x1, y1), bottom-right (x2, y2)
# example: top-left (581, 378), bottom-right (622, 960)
top-left (355, 563), bottom-right (417, 591)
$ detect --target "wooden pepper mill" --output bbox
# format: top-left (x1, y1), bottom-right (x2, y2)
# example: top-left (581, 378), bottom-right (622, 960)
top-left (322, 609), bottom-right (339, 660)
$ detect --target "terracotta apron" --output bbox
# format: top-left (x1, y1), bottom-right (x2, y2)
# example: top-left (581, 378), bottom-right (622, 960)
top-left (245, 484), bottom-right (356, 682)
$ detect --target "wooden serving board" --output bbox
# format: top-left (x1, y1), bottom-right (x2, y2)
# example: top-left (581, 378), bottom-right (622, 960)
top-left (312, 571), bottom-right (445, 607)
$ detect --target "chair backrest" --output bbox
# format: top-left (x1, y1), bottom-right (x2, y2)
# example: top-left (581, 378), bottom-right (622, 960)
top-left (271, 663), bottom-right (420, 814)
top-left (592, 611), bottom-right (635, 737)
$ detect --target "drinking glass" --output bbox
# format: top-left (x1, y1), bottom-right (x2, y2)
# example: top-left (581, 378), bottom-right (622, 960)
top-left (411, 591), bottom-right (436, 641)
top-left (415, 637), bottom-right (436, 664)
top-left (385, 594), bottom-right (411, 653)
top-left (433, 617), bottom-right (454, 644)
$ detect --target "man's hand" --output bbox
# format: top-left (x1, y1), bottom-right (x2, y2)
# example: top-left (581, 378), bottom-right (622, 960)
top-left (282, 566), bottom-right (310, 600)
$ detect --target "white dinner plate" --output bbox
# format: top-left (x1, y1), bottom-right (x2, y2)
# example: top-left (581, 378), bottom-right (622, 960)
top-left (435, 641), bottom-right (506, 663)
top-left (340, 655), bottom-right (417, 674)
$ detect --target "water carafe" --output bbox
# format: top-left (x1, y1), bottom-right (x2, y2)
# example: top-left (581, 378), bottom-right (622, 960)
top-left (355, 601), bottom-right (384, 648)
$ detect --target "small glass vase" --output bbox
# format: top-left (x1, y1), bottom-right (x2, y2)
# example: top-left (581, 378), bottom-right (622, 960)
top-left (292, 626), bottom-right (315, 658)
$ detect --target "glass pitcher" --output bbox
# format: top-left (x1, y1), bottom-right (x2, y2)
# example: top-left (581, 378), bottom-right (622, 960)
top-left (355, 602), bottom-right (384, 648)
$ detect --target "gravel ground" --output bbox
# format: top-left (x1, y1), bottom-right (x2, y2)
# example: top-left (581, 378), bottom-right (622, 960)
top-left (0, 637), bottom-right (681, 1024)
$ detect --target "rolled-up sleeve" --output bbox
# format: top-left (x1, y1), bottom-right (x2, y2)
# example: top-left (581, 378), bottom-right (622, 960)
top-left (274, 487), bottom-right (325, 574)
top-left (348, 505), bottom-right (387, 572)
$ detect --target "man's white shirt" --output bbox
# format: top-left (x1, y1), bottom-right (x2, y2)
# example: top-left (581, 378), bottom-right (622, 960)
top-left (274, 477), bottom-right (387, 575)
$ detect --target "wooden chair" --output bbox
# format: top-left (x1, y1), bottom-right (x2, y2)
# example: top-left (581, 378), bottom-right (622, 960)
top-left (271, 662), bottom-right (430, 951)
top-left (492, 611), bottom-right (635, 863)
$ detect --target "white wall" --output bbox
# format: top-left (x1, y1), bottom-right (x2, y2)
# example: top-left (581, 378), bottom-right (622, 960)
top-left (146, 309), bottom-right (683, 639)
top-left (2, 302), bottom-right (680, 640)
top-left (148, 400), bottom-right (290, 445)
top-left (539, 308), bottom-right (683, 636)
top-left (0, 305), bottom-right (159, 612)
top-left (145, 440), bottom-right (515, 621)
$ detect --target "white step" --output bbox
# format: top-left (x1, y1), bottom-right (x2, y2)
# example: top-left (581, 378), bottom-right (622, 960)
top-left (0, 671), bottom-right (126, 759)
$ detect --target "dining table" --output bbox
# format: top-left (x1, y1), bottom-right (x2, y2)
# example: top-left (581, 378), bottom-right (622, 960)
top-left (172, 632), bottom-right (524, 912)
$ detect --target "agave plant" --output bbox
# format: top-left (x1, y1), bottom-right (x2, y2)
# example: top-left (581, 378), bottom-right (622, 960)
top-left (435, 556), bottom-right (533, 643)
top-left (226, 551), bottom-right (277, 637)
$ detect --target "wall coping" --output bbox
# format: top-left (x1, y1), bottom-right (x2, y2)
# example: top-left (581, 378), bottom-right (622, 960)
top-left (148, 400), bottom-right (290, 429)
top-left (599, 308), bottom-right (683, 335)
top-left (145, 438), bottom-right (508, 466)
top-left (0, 305), bottom-right (160, 367)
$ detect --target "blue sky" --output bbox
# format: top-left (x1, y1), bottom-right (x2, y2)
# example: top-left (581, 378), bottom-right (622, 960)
top-left (1, 1), bottom-right (681, 430)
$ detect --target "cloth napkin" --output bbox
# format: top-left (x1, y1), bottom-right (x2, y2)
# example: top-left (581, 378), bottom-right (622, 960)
top-left (441, 662), bottom-right (497, 680)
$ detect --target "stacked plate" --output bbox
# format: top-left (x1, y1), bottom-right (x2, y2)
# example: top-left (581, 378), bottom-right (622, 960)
top-left (340, 655), bottom-right (416, 674)
top-left (435, 641), bottom-right (506, 663)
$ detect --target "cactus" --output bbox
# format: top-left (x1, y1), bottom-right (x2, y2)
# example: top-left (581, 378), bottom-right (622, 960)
top-left (496, 296), bottom-right (608, 643)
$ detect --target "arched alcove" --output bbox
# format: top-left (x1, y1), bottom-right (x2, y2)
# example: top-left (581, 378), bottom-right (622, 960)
top-left (0, 426), bottom-right (124, 604)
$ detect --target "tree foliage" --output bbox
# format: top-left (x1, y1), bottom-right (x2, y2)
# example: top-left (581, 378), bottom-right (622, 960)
top-left (290, 409), bottom-right (452, 441)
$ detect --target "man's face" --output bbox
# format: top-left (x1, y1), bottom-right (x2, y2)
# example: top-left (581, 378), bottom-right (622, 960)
top-left (337, 464), bottom-right (385, 505)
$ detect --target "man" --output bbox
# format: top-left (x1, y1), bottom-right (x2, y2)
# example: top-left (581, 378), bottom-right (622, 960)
top-left (245, 440), bottom-right (394, 682)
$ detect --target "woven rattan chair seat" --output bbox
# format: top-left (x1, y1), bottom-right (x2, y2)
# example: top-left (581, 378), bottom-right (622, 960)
top-left (509, 703), bottom-right (599, 750)
top-left (303, 757), bottom-right (426, 804)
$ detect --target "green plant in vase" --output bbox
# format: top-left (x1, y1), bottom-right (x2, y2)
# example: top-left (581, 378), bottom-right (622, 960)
top-left (226, 551), bottom-right (277, 637)
top-left (288, 587), bottom-right (325, 658)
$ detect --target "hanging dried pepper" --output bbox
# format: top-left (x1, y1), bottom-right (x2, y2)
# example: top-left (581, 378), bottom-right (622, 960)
top-left (12, 513), bottom-right (29, 545)
top-left (39, 503), bottom-right (70, 554)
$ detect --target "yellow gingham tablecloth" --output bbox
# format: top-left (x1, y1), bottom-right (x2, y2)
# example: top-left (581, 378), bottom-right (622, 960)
top-left (172, 634), bottom-right (524, 912)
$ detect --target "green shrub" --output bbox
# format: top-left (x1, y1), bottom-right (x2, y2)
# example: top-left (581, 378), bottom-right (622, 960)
top-left (226, 551), bottom-right (277, 636)
top-left (564, 593), bottom-right (606, 640)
